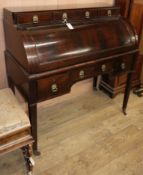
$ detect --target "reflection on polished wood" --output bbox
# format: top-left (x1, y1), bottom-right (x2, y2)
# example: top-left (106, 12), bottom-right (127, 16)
top-left (0, 81), bottom-right (143, 175)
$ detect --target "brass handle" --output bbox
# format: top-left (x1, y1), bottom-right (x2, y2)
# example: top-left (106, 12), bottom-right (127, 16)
top-left (121, 63), bottom-right (126, 70)
top-left (85, 11), bottom-right (90, 19)
top-left (79, 70), bottom-right (85, 79)
top-left (62, 12), bottom-right (68, 22)
top-left (101, 64), bottom-right (106, 72)
top-left (107, 10), bottom-right (112, 17)
top-left (51, 84), bottom-right (58, 93)
top-left (33, 15), bottom-right (39, 24)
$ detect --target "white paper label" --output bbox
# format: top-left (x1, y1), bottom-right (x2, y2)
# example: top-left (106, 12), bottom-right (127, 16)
top-left (66, 23), bottom-right (74, 30)
top-left (29, 157), bottom-right (35, 166)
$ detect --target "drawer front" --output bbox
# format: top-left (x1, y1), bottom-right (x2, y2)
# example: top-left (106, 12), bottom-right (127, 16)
top-left (95, 59), bottom-right (114, 75)
top-left (99, 7), bottom-right (120, 17)
top-left (14, 12), bottom-right (53, 24)
top-left (70, 66), bottom-right (95, 83)
top-left (37, 73), bottom-right (70, 101)
top-left (113, 55), bottom-right (133, 74)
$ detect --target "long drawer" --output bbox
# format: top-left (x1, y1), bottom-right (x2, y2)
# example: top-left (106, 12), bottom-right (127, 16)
top-left (37, 55), bottom-right (133, 101)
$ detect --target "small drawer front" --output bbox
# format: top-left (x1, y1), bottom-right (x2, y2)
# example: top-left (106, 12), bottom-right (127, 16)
top-left (71, 66), bottom-right (95, 83)
top-left (83, 9), bottom-right (98, 19)
top-left (113, 55), bottom-right (133, 74)
top-left (95, 60), bottom-right (114, 75)
top-left (37, 73), bottom-right (70, 101)
top-left (99, 7), bottom-right (120, 17)
top-left (14, 12), bottom-right (53, 24)
top-left (54, 10), bottom-right (82, 22)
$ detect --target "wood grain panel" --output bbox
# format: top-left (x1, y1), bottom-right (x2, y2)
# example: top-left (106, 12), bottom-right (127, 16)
top-left (0, 0), bottom-right (113, 89)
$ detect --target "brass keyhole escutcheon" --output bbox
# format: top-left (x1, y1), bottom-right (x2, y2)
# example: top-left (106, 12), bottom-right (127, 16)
top-left (79, 70), bottom-right (85, 79)
top-left (33, 15), bottom-right (39, 24)
top-left (51, 84), bottom-right (58, 93)
top-left (101, 64), bottom-right (106, 72)
top-left (62, 12), bottom-right (68, 22)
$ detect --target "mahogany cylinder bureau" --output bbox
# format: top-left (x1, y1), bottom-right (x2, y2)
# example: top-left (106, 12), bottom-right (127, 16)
top-left (3, 6), bottom-right (138, 154)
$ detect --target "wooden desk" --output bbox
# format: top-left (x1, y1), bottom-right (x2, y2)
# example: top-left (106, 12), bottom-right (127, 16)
top-left (3, 6), bottom-right (139, 155)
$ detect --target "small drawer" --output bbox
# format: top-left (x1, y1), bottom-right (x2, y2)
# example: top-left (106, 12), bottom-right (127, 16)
top-left (54, 10), bottom-right (82, 22)
top-left (113, 55), bottom-right (133, 74)
top-left (82, 9), bottom-right (98, 20)
top-left (95, 60), bottom-right (114, 75)
top-left (14, 12), bottom-right (53, 24)
top-left (99, 7), bottom-right (120, 17)
top-left (37, 73), bottom-right (70, 101)
top-left (70, 66), bottom-right (95, 83)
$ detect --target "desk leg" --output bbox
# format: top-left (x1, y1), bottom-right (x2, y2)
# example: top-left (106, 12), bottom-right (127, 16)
top-left (7, 76), bottom-right (15, 94)
top-left (122, 72), bottom-right (132, 115)
top-left (28, 103), bottom-right (40, 155)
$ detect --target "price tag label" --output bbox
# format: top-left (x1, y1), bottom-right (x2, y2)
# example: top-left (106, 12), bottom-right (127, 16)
top-left (66, 23), bottom-right (74, 30)
top-left (29, 157), bottom-right (35, 166)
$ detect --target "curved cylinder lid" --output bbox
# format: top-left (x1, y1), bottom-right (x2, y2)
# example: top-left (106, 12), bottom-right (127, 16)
top-left (23, 18), bottom-right (138, 73)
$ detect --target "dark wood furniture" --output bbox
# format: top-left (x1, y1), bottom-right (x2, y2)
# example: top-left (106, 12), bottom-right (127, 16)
top-left (3, 6), bottom-right (138, 155)
top-left (99, 0), bottom-right (142, 97)
top-left (0, 88), bottom-right (34, 175)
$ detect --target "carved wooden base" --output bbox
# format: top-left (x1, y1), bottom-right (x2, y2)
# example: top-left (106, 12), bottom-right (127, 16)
top-left (22, 144), bottom-right (35, 175)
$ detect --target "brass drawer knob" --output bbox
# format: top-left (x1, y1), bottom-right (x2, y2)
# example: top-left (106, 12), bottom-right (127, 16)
top-left (62, 12), bottom-right (68, 22)
top-left (101, 64), bottom-right (106, 72)
top-left (85, 11), bottom-right (90, 19)
top-left (79, 70), bottom-right (85, 79)
top-left (121, 63), bottom-right (126, 70)
top-left (33, 15), bottom-right (39, 24)
top-left (107, 10), bottom-right (112, 17)
top-left (51, 84), bottom-right (58, 93)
